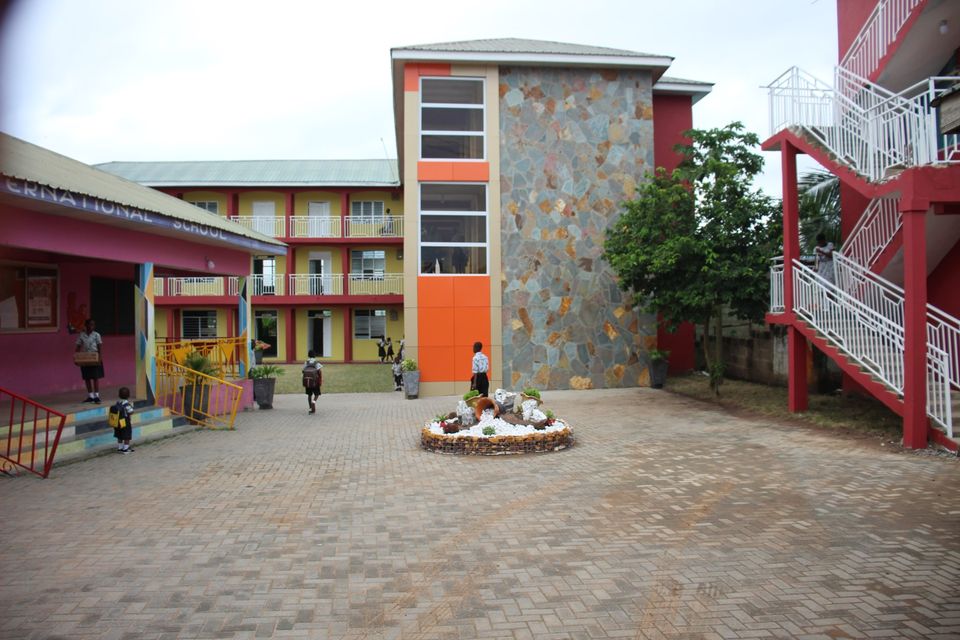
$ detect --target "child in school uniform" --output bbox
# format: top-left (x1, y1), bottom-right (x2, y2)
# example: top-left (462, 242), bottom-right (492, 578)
top-left (302, 350), bottom-right (323, 414)
top-left (113, 386), bottom-right (135, 453)
top-left (391, 355), bottom-right (403, 391)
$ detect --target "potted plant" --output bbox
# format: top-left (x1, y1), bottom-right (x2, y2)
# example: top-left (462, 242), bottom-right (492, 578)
top-left (462, 389), bottom-right (481, 407)
top-left (252, 339), bottom-right (271, 365)
top-left (249, 365), bottom-right (284, 409)
top-left (649, 348), bottom-right (670, 389)
top-left (181, 351), bottom-right (218, 423)
top-left (519, 387), bottom-right (542, 405)
top-left (401, 358), bottom-right (419, 399)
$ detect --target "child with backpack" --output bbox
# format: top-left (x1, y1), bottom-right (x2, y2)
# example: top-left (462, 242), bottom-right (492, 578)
top-left (302, 350), bottom-right (323, 414)
top-left (109, 386), bottom-right (135, 453)
top-left (391, 355), bottom-right (403, 391)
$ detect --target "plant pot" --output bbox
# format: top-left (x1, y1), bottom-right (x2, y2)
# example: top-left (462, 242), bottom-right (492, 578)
top-left (254, 350), bottom-right (264, 364)
top-left (650, 359), bottom-right (669, 389)
top-left (402, 371), bottom-right (420, 399)
top-left (253, 377), bottom-right (276, 409)
top-left (181, 384), bottom-right (210, 425)
top-left (519, 393), bottom-right (542, 406)
top-left (464, 395), bottom-right (481, 408)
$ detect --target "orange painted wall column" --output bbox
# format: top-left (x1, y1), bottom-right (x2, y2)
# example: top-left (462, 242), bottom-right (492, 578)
top-left (417, 277), bottom-right (490, 384)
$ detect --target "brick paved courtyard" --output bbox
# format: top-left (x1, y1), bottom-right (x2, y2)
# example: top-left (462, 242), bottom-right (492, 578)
top-left (1, 388), bottom-right (959, 639)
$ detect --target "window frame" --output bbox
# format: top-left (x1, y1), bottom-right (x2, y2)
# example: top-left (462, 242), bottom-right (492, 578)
top-left (181, 310), bottom-right (218, 339)
top-left (419, 76), bottom-right (486, 162)
top-left (350, 200), bottom-right (385, 223)
top-left (353, 309), bottom-right (386, 340)
top-left (350, 250), bottom-right (386, 279)
top-left (0, 261), bottom-right (59, 333)
top-left (418, 183), bottom-right (488, 276)
top-left (187, 200), bottom-right (219, 214)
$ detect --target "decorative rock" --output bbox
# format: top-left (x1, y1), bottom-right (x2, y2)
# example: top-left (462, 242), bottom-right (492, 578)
top-left (520, 399), bottom-right (540, 421)
top-left (493, 388), bottom-right (516, 412)
top-left (457, 400), bottom-right (476, 427)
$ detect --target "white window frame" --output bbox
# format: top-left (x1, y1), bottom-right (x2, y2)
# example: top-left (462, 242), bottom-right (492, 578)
top-left (182, 310), bottom-right (218, 339)
top-left (353, 309), bottom-right (386, 340)
top-left (418, 183), bottom-right (488, 276)
top-left (188, 200), bottom-right (219, 214)
top-left (419, 76), bottom-right (486, 162)
top-left (350, 200), bottom-right (385, 223)
top-left (350, 250), bottom-right (386, 279)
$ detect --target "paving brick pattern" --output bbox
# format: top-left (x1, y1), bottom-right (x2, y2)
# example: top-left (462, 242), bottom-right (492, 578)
top-left (1, 388), bottom-right (958, 639)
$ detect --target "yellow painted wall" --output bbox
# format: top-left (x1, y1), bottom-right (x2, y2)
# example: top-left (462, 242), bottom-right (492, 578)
top-left (349, 190), bottom-right (403, 215)
top-left (293, 247), bottom-right (345, 275)
top-left (293, 308), bottom-right (346, 362)
top-left (155, 308), bottom-right (168, 339)
top-left (294, 192), bottom-right (341, 215)
top-left (238, 191), bottom-right (285, 215)
top-left (182, 191), bottom-right (228, 216)
top-left (351, 308), bottom-right (404, 361)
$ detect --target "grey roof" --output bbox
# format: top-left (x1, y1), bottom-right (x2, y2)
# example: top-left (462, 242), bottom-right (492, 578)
top-left (0, 133), bottom-right (284, 249)
top-left (393, 38), bottom-right (665, 59)
top-left (657, 76), bottom-right (714, 87)
top-left (94, 159), bottom-right (400, 188)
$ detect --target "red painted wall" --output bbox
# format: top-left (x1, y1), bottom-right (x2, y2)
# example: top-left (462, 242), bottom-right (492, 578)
top-left (837, 0), bottom-right (878, 61)
top-left (928, 240), bottom-right (960, 319)
top-left (652, 93), bottom-right (696, 373)
top-left (839, 182), bottom-right (871, 240)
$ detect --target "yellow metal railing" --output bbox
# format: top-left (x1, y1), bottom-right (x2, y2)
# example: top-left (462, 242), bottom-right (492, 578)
top-left (155, 357), bottom-right (243, 430)
top-left (157, 337), bottom-right (249, 379)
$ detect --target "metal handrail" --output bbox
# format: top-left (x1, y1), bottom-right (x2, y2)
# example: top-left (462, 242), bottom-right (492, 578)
top-left (842, 197), bottom-right (901, 269)
top-left (839, 0), bottom-right (924, 81)
top-left (157, 336), bottom-right (250, 379)
top-left (769, 259), bottom-right (785, 313)
top-left (289, 216), bottom-right (342, 238)
top-left (347, 273), bottom-right (404, 295)
top-left (154, 357), bottom-right (243, 430)
top-left (344, 215), bottom-right (404, 238)
top-left (249, 274), bottom-right (285, 296)
top-left (0, 387), bottom-right (67, 478)
top-left (229, 215), bottom-right (285, 237)
top-left (287, 273), bottom-right (344, 296)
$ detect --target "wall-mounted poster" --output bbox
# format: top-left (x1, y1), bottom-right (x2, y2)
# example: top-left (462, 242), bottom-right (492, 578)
top-left (0, 263), bottom-right (58, 331)
top-left (27, 275), bottom-right (55, 326)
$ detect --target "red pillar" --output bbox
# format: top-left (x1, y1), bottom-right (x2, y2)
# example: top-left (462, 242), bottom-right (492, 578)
top-left (344, 306), bottom-right (353, 363)
top-left (782, 143), bottom-right (807, 412)
top-left (284, 192), bottom-right (294, 240)
top-left (341, 246), bottom-right (350, 296)
top-left (341, 191), bottom-right (350, 237)
top-left (788, 326), bottom-right (808, 412)
top-left (286, 308), bottom-right (296, 364)
top-left (901, 206), bottom-right (928, 449)
top-left (226, 191), bottom-right (237, 218)
top-left (167, 310), bottom-right (177, 340)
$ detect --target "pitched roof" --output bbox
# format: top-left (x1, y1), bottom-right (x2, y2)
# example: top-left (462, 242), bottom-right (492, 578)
top-left (393, 38), bottom-right (665, 59)
top-left (95, 159), bottom-right (400, 188)
top-left (654, 76), bottom-right (714, 104)
top-left (0, 133), bottom-right (284, 250)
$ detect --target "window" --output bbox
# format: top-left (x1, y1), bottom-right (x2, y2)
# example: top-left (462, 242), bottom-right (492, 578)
top-left (350, 200), bottom-right (385, 223)
top-left (182, 310), bottom-right (217, 339)
top-left (420, 77), bottom-right (485, 160)
top-left (351, 250), bottom-right (385, 278)
top-left (0, 263), bottom-right (58, 331)
top-left (254, 310), bottom-right (278, 357)
top-left (253, 256), bottom-right (277, 295)
top-left (91, 277), bottom-right (134, 335)
top-left (188, 201), bottom-right (219, 214)
top-left (419, 184), bottom-right (487, 275)
top-left (353, 309), bottom-right (386, 340)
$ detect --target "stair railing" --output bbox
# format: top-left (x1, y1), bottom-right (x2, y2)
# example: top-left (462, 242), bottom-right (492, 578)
top-left (154, 358), bottom-right (243, 430)
top-left (0, 387), bottom-right (67, 478)
top-left (769, 257), bottom-right (785, 313)
top-left (839, 0), bottom-right (925, 82)
top-left (842, 197), bottom-right (901, 269)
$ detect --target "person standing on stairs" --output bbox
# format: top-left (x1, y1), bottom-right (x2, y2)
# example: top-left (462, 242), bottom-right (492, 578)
top-left (815, 233), bottom-right (835, 285)
top-left (75, 318), bottom-right (104, 403)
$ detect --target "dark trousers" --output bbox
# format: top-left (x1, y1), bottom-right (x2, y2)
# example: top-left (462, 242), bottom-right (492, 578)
top-left (472, 372), bottom-right (489, 397)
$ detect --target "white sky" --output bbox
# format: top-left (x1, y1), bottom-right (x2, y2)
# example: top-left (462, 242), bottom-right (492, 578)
top-left (0, 0), bottom-right (837, 198)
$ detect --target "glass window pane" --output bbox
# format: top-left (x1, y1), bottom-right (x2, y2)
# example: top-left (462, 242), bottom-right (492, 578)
top-left (422, 135), bottom-right (484, 159)
top-left (422, 78), bottom-right (483, 105)
top-left (421, 184), bottom-right (486, 212)
top-left (421, 246), bottom-right (487, 275)
top-left (420, 215), bottom-right (486, 243)
top-left (422, 107), bottom-right (484, 132)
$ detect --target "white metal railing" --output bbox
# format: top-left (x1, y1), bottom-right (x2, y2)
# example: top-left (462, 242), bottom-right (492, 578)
top-left (348, 273), bottom-right (403, 295)
top-left (767, 67), bottom-right (960, 181)
top-left (154, 277), bottom-right (240, 297)
top-left (345, 216), bottom-right (404, 238)
top-left (153, 278), bottom-right (164, 296)
top-left (229, 215), bottom-right (285, 237)
top-left (843, 197), bottom-right (901, 269)
top-left (249, 274), bottom-right (285, 296)
top-left (289, 216), bottom-right (341, 238)
top-left (287, 274), bottom-right (344, 296)
top-left (770, 258), bottom-right (785, 313)
top-left (839, 0), bottom-right (924, 81)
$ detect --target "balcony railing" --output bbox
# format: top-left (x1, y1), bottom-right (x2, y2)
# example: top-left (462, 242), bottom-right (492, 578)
top-left (345, 216), bottom-right (404, 238)
top-left (349, 273), bottom-right (403, 295)
top-left (289, 216), bottom-right (342, 238)
top-left (155, 277), bottom-right (240, 297)
top-left (287, 274), bottom-right (344, 296)
top-left (229, 215), bottom-right (285, 237)
top-left (249, 274), bottom-right (286, 296)
top-left (839, 0), bottom-right (924, 81)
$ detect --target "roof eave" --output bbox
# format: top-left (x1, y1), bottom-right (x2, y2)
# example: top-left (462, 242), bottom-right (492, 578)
top-left (390, 49), bottom-right (673, 72)
top-left (653, 81), bottom-right (714, 105)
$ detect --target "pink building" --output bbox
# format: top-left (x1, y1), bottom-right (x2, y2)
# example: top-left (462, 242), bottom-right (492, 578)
top-left (765, 0), bottom-right (960, 450)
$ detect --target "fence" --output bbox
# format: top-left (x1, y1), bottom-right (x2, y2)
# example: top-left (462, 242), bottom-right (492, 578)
top-left (0, 387), bottom-right (67, 478)
top-left (157, 336), bottom-right (249, 379)
top-left (154, 358), bottom-right (243, 430)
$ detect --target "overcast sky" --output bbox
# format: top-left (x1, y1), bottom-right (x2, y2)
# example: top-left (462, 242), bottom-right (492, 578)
top-left (0, 0), bottom-right (837, 198)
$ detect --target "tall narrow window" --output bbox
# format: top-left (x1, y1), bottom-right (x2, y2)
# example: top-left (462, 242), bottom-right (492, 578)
top-left (419, 184), bottom-right (487, 275)
top-left (420, 77), bottom-right (485, 160)
top-left (253, 256), bottom-right (277, 295)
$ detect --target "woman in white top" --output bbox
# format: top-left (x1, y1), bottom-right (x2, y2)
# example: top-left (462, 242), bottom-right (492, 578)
top-left (815, 233), bottom-right (835, 285)
top-left (75, 318), bottom-right (104, 403)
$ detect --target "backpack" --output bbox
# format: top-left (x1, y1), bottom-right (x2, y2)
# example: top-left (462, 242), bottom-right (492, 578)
top-left (108, 402), bottom-right (127, 429)
top-left (302, 364), bottom-right (321, 389)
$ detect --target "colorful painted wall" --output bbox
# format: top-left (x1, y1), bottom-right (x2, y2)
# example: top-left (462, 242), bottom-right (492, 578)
top-left (499, 66), bottom-right (658, 390)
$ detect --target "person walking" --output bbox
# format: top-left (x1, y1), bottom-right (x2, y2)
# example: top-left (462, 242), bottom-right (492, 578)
top-left (302, 350), bottom-right (323, 414)
top-left (75, 318), bottom-right (103, 403)
top-left (386, 337), bottom-right (394, 361)
top-left (814, 233), bottom-right (835, 285)
top-left (391, 355), bottom-right (403, 391)
top-left (377, 336), bottom-right (387, 363)
top-left (110, 386), bottom-right (135, 453)
top-left (470, 341), bottom-right (490, 398)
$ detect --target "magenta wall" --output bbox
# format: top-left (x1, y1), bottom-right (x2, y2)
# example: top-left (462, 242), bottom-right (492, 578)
top-left (0, 260), bottom-right (136, 397)
top-left (836, 0), bottom-right (877, 61)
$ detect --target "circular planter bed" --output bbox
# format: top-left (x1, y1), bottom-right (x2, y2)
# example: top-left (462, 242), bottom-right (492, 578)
top-left (421, 419), bottom-right (573, 455)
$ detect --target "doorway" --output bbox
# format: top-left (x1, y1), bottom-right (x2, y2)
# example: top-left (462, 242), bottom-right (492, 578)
top-left (308, 310), bottom-right (332, 357)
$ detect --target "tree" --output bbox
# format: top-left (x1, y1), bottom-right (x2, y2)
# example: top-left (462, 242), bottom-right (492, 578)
top-left (603, 122), bottom-right (780, 394)
top-left (798, 169), bottom-right (840, 253)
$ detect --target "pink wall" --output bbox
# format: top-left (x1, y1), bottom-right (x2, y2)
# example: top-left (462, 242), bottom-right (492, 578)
top-left (0, 260), bottom-right (136, 397)
top-left (840, 182), bottom-right (871, 240)
top-left (0, 205), bottom-right (251, 276)
top-left (653, 93), bottom-right (696, 373)
top-left (928, 240), bottom-right (960, 319)
top-left (837, 0), bottom-right (878, 61)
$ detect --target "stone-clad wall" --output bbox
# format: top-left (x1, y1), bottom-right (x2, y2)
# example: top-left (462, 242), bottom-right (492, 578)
top-left (499, 66), bottom-right (657, 391)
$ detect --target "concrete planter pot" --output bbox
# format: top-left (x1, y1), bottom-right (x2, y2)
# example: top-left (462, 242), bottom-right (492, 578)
top-left (253, 377), bottom-right (276, 409)
top-left (402, 371), bottom-right (420, 399)
top-left (650, 360), bottom-right (669, 389)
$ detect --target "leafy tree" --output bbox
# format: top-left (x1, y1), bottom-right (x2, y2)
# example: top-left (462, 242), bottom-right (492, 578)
top-left (798, 169), bottom-right (840, 253)
top-left (604, 122), bottom-right (780, 394)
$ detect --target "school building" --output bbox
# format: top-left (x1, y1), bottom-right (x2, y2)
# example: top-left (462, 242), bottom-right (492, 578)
top-left (96, 38), bottom-right (712, 394)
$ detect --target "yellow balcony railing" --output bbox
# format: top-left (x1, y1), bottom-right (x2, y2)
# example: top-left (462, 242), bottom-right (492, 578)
top-left (155, 357), bottom-right (242, 430)
top-left (157, 336), bottom-right (249, 379)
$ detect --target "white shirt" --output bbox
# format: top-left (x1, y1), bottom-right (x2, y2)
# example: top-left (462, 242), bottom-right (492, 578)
top-left (472, 352), bottom-right (489, 374)
top-left (76, 330), bottom-right (102, 352)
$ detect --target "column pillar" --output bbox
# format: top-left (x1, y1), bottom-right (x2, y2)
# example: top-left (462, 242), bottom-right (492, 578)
top-left (901, 206), bottom-right (928, 449)
top-left (342, 246), bottom-right (350, 296)
top-left (344, 306), bottom-right (353, 363)
top-left (787, 326), bottom-right (808, 412)
top-left (285, 192), bottom-right (294, 240)
top-left (781, 143), bottom-right (800, 314)
top-left (135, 263), bottom-right (156, 403)
top-left (237, 276), bottom-right (251, 377)
top-left (286, 307), bottom-right (296, 363)
top-left (341, 191), bottom-right (350, 239)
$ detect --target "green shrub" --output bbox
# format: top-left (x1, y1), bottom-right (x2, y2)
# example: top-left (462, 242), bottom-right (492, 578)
top-left (401, 358), bottom-right (418, 372)
top-left (248, 365), bottom-right (285, 379)
top-left (522, 387), bottom-right (541, 399)
top-left (649, 348), bottom-right (671, 362)
top-left (545, 409), bottom-right (555, 420)
top-left (462, 389), bottom-right (480, 401)
top-left (482, 426), bottom-right (496, 436)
